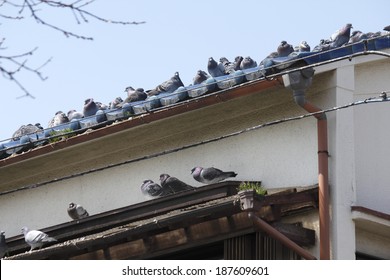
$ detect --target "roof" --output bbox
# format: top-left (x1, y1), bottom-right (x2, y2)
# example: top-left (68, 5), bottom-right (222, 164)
top-left (4, 182), bottom-right (319, 260)
top-left (1, 35), bottom-right (389, 167)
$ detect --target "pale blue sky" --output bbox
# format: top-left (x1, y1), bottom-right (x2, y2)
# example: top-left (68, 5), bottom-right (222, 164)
top-left (1, 0), bottom-right (389, 141)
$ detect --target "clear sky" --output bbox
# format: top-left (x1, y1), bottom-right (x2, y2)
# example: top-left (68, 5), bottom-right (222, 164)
top-left (1, 0), bottom-right (389, 141)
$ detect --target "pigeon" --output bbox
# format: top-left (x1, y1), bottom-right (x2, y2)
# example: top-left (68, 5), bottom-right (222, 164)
top-left (207, 57), bottom-right (226, 77)
top-left (12, 123), bottom-right (43, 140)
top-left (109, 97), bottom-right (124, 109)
top-left (67, 109), bottom-right (84, 121)
top-left (233, 56), bottom-right (244, 70)
top-left (147, 72), bottom-right (184, 96)
top-left (140, 179), bottom-right (174, 199)
top-left (277, 41), bottom-right (294, 57)
top-left (330, 23), bottom-right (353, 48)
top-left (191, 166), bottom-right (238, 184)
top-left (67, 202), bottom-right (89, 220)
top-left (123, 87), bottom-right (147, 103)
top-left (384, 25), bottom-right (390, 32)
top-left (240, 56), bottom-right (258, 69)
top-left (83, 98), bottom-right (99, 117)
top-left (95, 101), bottom-right (108, 111)
top-left (47, 111), bottom-right (69, 128)
top-left (21, 227), bottom-right (57, 251)
top-left (159, 173), bottom-right (195, 194)
top-left (192, 70), bottom-right (210, 85)
top-left (348, 30), bottom-right (368, 44)
top-left (0, 231), bottom-right (8, 258)
top-left (297, 41), bottom-right (311, 52)
top-left (312, 39), bottom-right (331, 52)
top-left (219, 57), bottom-right (236, 74)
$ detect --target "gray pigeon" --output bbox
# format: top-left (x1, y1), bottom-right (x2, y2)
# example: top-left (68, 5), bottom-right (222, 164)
top-left (21, 227), bottom-right (57, 251)
top-left (159, 173), bottom-right (195, 194)
top-left (140, 179), bottom-right (174, 199)
top-left (83, 98), bottom-right (99, 117)
top-left (47, 111), bottom-right (69, 128)
top-left (277, 41), bottom-right (294, 57)
top-left (12, 123), bottom-right (43, 140)
top-left (191, 166), bottom-right (237, 184)
top-left (297, 41), bottom-right (311, 52)
top-left (330, 23), bottom-right (353, 48)
top-left (192, 70), bottom-right (210, 85)
top-left (234, 56), bottom-right (244, 70)
top-left (123, 87), bottom-right (147, 103)
top-left (0, 231), bottom-right (8, 258)
top-left (147, 72), bottom-right (184, 96)
top-left (67, 202), bottom-right (89, 220)
top-left (240, 56), bottom-right (258, 69)
top-left (67, 109), bottom-right (84, 121)
top-left (109, 97), bottom-right (124, 109)
top-left (312, 39), bottom-right (331, 52)
top-left (348, 30), bottom-right (368, 44)
top-left (219, 57), bottom-right (236, 74)
top-left (207, 57), bottom-right (226, 77)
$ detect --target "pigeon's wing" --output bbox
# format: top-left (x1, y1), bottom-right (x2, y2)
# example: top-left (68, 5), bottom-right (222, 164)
top-left (76, 205), bottom-right (89, 218)
top-left (201, 167), bottom-right (224, 181)
top-left (166, 177), bottom-right (194, 192)
top-left (26, 230), bottom-right (51, 243)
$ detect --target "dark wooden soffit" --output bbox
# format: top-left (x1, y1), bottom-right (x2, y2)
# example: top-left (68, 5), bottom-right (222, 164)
top-left (0, 78), bottom-right (283, 167)
top-left (6, 184), bottom-right (318, 260)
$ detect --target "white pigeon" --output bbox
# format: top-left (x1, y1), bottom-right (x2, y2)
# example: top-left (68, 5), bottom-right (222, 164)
top-left (67, 202), bottom-right (89, 220)
top-left (21, 227), bottom-right (57, 251)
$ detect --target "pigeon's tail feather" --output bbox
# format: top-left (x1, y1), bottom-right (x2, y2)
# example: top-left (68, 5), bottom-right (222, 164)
top-left (44, 237), bottom-right (57, 242)
top-left (226, 172), bottom-right (238, 177)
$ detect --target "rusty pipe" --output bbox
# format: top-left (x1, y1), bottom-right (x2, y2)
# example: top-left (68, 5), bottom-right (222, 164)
top-left (248, 212), bottom-right (317, 260)
top-left (283, 68), bottom-right (330, 260)
top-left (293, 90), bottom-right (330, 260)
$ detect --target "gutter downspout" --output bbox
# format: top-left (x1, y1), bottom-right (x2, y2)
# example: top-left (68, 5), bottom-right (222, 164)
top-left (282, 68), bottom-right (330, 260)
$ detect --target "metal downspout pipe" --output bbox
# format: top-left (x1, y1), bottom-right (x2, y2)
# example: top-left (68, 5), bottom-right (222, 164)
top-left (282, 68), bottom-right (330, 260)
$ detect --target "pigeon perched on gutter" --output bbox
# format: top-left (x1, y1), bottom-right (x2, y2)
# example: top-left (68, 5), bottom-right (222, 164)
top-left (277, 41), bottom-right (294, 57)
top-left (21, 227), bottom-right (57, 251)
top-left (191, 166), bottom-right (238, 184)
top-left (159, 173), bottom-right (195, 194)
top-left (192, 70), bottom-right (210, 85)
top-left (47, 111), bottom-right (69, 128)
top-left (330, 23), bottom-right (353, 48)
top-left (123, 87), bottom-right (147, 103)
top-left (12, 123), bottom-right (43, 140)
top-left (207, 57), bottom-right (226, 77)
top-left (348, 30), bottom-right (368, 44)
top-left (147, 72), bottom-right (184, 96)
top-left (297, 41), bottom-right (311, 52)
top-left (67, 202), bottom-right (89, 220)
top-left (0, 231), bottom-right (8, 258)
top-left (140, 179), bottom-right (174, 199)
top-left (109, 97), bottom-right (124, 109)
top-left (312, 39), bottom-right (331, 52)
top-left (219, 57), bottom-right (236, 74)
top-left (83, 98), bottom-right (99, 117)
top-left (67, 109), bottom-right (84, 121)
top-left (234, 56), bottom-right (244, 70)
top-left (240, 56), bottom-right (258, 69)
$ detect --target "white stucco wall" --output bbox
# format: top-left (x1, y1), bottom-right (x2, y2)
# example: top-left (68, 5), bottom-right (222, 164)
top-left (0, 116), bottom-right (319, 237)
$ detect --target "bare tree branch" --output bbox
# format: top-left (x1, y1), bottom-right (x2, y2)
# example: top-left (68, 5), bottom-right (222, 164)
top-left (0, 0), bottom-right (145, 98)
